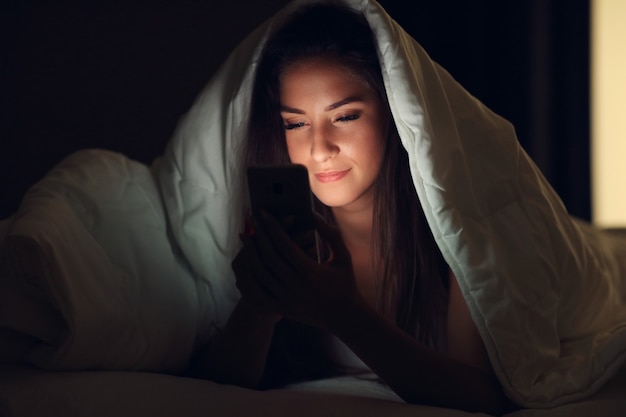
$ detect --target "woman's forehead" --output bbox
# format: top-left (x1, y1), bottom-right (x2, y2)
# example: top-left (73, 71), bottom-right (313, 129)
top-left (280, 55), bottom-right (373, 89)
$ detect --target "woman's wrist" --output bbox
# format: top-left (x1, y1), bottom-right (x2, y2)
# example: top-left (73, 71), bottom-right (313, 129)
top-left (192, 298), bottom-right (280, 386)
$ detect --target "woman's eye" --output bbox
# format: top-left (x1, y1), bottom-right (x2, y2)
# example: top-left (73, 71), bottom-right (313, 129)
top-left (335, 114), bottom-right (360, 123)
top-left (284, 121), bottom-right (305, 130)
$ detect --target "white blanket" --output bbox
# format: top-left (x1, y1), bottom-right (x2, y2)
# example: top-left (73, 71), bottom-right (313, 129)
top-left (158, 0), bottom-right (626, 407)
top-left (2, 0), bottom-right (625, 409)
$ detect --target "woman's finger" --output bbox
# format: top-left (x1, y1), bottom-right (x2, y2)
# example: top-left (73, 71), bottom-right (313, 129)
top-left (253, 211), bottom-right (315, 274)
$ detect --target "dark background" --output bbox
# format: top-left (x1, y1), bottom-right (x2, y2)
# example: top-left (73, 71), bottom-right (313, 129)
top-left (1, 0), bottom-right (590, 220)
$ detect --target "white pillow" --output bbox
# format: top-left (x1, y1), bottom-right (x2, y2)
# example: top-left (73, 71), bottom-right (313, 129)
top-left (0, 150), bottom-right (209, 372)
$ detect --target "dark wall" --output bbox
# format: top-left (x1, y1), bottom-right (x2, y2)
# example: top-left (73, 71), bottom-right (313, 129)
top-left (1, 0), bottom-right (589, 220)
top-left (1, 0), bottom-right (292, 219)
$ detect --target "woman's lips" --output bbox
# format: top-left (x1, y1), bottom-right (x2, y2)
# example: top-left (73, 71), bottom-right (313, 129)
top-left (315, 169), bottom-right (351, 183)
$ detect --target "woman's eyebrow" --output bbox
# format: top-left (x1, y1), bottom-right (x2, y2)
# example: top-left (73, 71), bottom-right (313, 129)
top-left (280, 105), bottom-right (305, 114)
top-left (325, 96), bottom-right (364, 111)
top-left (280, 96), bottom-right (365, 114)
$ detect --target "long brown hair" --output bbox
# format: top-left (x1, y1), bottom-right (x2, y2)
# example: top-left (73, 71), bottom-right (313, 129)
top-left (247, 2), bottom-right (449, 350)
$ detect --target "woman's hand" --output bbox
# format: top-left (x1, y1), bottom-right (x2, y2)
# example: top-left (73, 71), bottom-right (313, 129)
top-left (231, 212), bottom-right (362, 329)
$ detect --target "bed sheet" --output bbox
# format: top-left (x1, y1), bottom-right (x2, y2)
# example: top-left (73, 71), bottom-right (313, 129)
top-left (0, 365), bottom-right (484, 417)
top-left (1, 364), bottom-right (625, 417)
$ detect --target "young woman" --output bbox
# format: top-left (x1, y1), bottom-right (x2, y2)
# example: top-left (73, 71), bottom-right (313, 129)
top-left (193, 3), bottom-right (512, 414)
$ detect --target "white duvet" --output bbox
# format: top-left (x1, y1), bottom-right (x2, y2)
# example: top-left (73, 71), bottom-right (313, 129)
top-left (158, 0), bottom-right (626, 407)
top-left (2, 0), bottom-right (626, 409)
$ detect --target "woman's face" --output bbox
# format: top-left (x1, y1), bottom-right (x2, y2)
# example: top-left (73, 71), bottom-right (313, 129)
top-left (279, 56), bottom-right (386, 212)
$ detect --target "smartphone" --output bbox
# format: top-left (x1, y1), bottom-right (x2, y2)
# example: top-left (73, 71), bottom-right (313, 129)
top-left (247, 164), bottom-right (320, 261)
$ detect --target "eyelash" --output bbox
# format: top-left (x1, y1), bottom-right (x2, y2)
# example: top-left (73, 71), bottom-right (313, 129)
top-left (284, 122), bottom-right (305, 130)
top-left (335, 114), bottom-right (360, 123)
top-left (282, 113), bottom-right (361, 130)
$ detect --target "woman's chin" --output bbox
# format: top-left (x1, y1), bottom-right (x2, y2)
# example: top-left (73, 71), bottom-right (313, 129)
top-left (313, 192), bottom-right (359, 210)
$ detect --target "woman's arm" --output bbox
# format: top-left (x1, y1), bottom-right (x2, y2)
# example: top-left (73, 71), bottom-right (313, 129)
top-left (191, 300), bottom-right (279, 388)
top-left (329, 297), bottom-right (512, 415)
top-left (191, 227), bottom-right (289, 387)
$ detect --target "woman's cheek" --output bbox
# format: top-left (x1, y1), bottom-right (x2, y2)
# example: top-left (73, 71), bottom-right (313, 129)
top-left (286, 139), bottom-right (308, 165)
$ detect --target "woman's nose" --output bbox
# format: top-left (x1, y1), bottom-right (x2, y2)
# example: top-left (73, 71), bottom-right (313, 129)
top-left (310, 127), bottom-right (339, 162)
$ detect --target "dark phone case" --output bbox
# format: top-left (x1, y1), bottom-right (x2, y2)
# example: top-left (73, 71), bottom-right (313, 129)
top-left (247, 164), bottom-right (315, 237)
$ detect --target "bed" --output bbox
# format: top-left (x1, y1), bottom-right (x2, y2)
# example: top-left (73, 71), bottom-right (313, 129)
top-left (2, 1), bottom-right (626, 416)
top-left (0, 146), bottom-right (625, 416)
